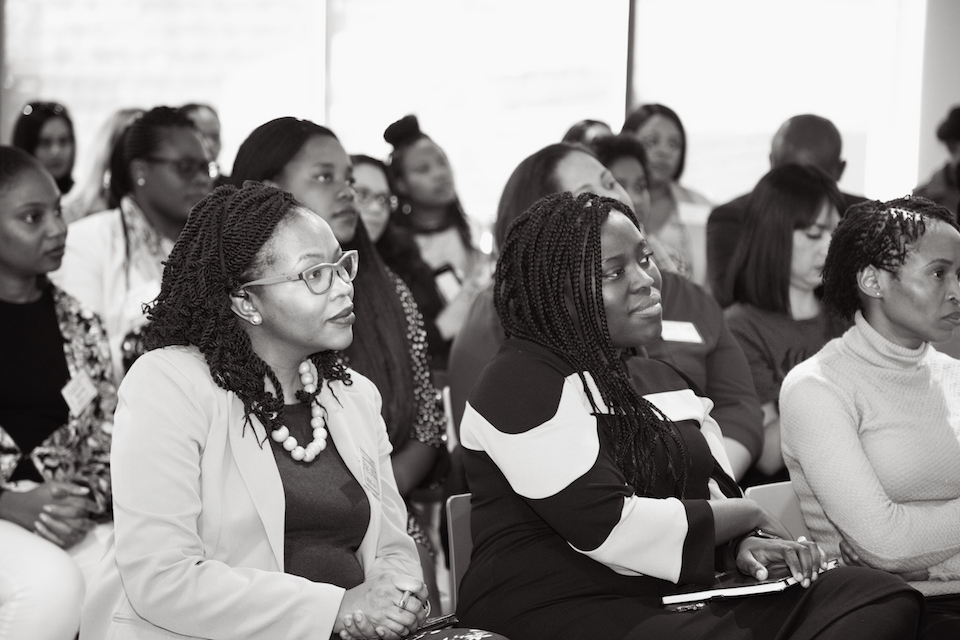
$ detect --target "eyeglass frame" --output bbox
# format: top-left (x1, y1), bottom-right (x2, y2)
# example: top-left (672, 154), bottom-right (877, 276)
top-left (145, 156), bottom-right (220, 180)
top-left (238, 250), bottom-right (359, 296)
top-left (354, 187), bottom-right (399, 213)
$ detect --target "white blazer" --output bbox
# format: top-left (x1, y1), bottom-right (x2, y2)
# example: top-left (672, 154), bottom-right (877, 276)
top-left (80, 347), bottom-right (421, 640)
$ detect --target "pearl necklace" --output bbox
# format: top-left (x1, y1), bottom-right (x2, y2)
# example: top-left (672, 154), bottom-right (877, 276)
top-left (271, 360), bottom-right (328, 463)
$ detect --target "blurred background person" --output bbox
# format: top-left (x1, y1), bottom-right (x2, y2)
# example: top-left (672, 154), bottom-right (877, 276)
top-left (561, 118), bottom-right (613, 146)
top-left (384, 115), bottom-right (491, 376)
top-left (723, 164), bottom-right (848, 486)
top-left (352, 154), bottom-right (467, 372)
top-left (50, 106), bottom-right (215, 379)
top-left (179, 102), bottom-right (230, 185)
top-left (782, 196), bottom-right (960, 639)
top-left (622, 103), bottom-right (711, 285)
top-left (914, 106), bottom-right (960, 216)
top-left (0, 146), bottom-right (115, 640)
top-left (708, 114), bottom-right (865, 299)
top-left (12, 101), bottom-right (76, 197)
top-left (63, 107), bottom-right (144, 223)
top-left (232, 119), bottom-right (447, 612)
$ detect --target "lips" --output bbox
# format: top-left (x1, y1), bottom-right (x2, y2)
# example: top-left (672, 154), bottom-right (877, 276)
top-left (944, 312), bottom-right (960, 325)
top-left (630, 293), bottom-right (662, 319)
top-left (333, 206), bottom-right (358, 220)
top-left (330, 305), bottom-right (355, 324)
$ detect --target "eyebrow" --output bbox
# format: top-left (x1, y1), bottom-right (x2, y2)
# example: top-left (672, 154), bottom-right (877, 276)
top-left (602, 239), bottom-right (650, 264)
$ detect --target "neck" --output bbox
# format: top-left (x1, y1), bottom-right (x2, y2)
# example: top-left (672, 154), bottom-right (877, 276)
top-left (250, 338), bottom-right (308, 404)
top-left (789, 286), bottom-right (820, 320)
top-left (132, 194), bottom-right (185, 242)
top-left (408, 203), bottom-right (450, 232)
top-left (0, 273), bottom-right (43, 303)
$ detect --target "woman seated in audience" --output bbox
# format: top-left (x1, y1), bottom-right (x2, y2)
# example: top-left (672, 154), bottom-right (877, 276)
top-left (447, 142), bottom-right (763, 482)
top-left (0, 147), bottom-right (114, 640)
top-left (232, 120), bottom-right (446, 613)
top-left (723, 164), bottom-right (849, 486)
top-left (622, 103), bottom-right (711, 282)
top-left (352, 154), bottom-right (471, 371)
top-left (781, 196), bottom-right (960, 638)
top-left (561, 118), bottom-right (612, 145)
top-left (13, 101), bottom-right (76, 198)
top-left (63, 107), bottom-right (144, 223)
top-left (456, 191), bottom-right (921, 640)
top-left (81, 182), bottom-right (428, 640)
top-left (383, 115), bottom-right (491, 362)
top-left (50, 106), bottom-right (215, 379)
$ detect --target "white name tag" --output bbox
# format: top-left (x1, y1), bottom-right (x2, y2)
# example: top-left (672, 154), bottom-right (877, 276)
top-left (359, 448), bottom-right (381, 500)
top-left (661, 320), bottom-right (704, 344)
top-left (61, 371), bottom-right (98, 416)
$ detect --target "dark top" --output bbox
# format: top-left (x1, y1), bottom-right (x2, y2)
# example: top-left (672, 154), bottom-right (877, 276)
top-left (271, 402), bottom-right (370, 589)
top-left (0, 287), bottom-right (70, 482)
top-left (706, 190), bottom-right (866, 301)
top-left (456, 338), bottom-right (920, 640)
top-left (448, 272), bottom-right (763, 459)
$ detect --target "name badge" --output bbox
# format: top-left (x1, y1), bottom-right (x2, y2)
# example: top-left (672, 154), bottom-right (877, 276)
top-left (359, 448), bottom-right (381, 500)
top-left (61, 371), bottom-right (98, 416)
top-left (661, 320), bottom-right (704, 344)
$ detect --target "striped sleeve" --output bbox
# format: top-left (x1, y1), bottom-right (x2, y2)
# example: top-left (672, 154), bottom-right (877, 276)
top-left (461, 346), bottom-right (716, 584)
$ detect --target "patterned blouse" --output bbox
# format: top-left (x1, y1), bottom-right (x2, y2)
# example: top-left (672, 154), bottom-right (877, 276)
top-left (0, 286), bottom-right (116, 515)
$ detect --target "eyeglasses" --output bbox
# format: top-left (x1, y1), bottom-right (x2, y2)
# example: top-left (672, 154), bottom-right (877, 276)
top-left (146, 157), bottom-right (219, 180)
top-left (239, 250), bottom-right (359, 295)
top-left (354, 187), bottom-right (399, 212)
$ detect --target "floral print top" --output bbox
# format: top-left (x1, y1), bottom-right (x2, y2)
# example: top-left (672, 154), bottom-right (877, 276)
top-left (0, 286), bottom-right (116, 515)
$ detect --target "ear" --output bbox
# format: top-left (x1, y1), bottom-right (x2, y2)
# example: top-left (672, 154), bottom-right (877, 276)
top-left (230, 290), bottom-right (262, 326)
top-left (857, 265), bottom-right (883, 300)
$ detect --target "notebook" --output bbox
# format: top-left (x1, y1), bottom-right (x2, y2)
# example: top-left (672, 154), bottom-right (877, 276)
top-left (662, 559), bottom-right (840, 606)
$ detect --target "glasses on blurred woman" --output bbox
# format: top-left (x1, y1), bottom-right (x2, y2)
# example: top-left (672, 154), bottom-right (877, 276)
top-left (354, 187), bottom-right (398, 213)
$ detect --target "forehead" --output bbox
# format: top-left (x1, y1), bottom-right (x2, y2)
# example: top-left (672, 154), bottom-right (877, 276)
top-left (600, 210), bottom-right (643, 251)
top-left (638, 115), bottom-right (680, 139)
top-left (907, 219), bottom-right (960, 264)
top-left (404, 138), bottom-right (444, 163)
top-left (267, 208), bottom-right (340, 262)
top-left (0, 167), bottom-right (60, 211)
top-left (39, 117), bottom-right (71, 138)
top-left (553, 151), bottom-right (604, 191)
top-left (289, 135), bottom-right (348, 169)
top-left (155, 127), bottom-right (207, 157)
top-left (353, 162), bottom-right (389, 188)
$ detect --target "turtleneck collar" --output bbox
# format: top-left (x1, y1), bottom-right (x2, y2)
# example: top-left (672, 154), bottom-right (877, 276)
top-left (847, 310), bottom-right (928, 370)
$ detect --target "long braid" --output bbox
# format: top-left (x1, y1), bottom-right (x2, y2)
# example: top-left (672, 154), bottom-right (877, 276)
top-left (495, 192), bottom-right (687, 495)
top-left (143, 181), bottom-right (350, 443)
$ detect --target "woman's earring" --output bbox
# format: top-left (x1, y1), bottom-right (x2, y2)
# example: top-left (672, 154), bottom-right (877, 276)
top-left (250, 314), bottom-right (262, 326)
top-left (401, 202), bottom-right (412, 215)
top-left (136, 177), bottom-right (146, 186)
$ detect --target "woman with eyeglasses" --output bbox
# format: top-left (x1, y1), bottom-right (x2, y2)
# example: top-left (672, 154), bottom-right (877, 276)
top-left (12, 101), bottom-right (77, 197)
top-left (50, 106), bottom-right (215, 379)
top-left (352, 154), bottom-right (474, 371)
top-left (80, 182), bottom-right (429, 640)
top-left (232, 119), bottom-right (447, 615)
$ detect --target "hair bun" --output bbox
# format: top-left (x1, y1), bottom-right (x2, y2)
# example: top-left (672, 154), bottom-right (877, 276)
top-left (384, 114), bottom-right (423, 148)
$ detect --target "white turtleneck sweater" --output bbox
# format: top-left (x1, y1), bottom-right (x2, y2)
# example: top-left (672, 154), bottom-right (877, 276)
top-left (781, 311), bottom-right (960, 596)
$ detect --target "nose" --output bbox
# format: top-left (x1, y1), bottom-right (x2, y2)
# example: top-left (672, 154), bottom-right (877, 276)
top-left (627, 261), bottom-right (655, 292)
top-left (48, 211), bottom-right (68, 239)
top-left (948, 278), bottom-right (960, 306)
top-left (339, 181), bottom-right (357, 202)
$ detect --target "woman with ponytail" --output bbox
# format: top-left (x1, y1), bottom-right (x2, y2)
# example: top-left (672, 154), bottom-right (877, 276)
top-left (80, 182), bottom-right (428, 640)
top-left (456, 192), bottom-right (923, 640)
top-left (50, 106), bottom-right (215, 379)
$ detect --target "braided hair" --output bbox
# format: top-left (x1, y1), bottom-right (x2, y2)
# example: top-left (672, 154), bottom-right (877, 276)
top-left (142, 181), bottom-right (350, 441)
top-left (495, 191), bottom-right (687, 495)
top-left (822, 196), bottom-right (960, 320)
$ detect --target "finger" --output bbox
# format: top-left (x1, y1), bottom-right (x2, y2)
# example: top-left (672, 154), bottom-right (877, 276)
top-left (43, 502), bottom-right (95, 520)
top-left (384, 605), bottom-right (418, 629)
top-left (34, 518), bottom-right (67, 548)
top-left (780, 545), bottom-right (809, 586)
top-left (350, 611), bottom-right (378, 639)
top-left (52, 496), bottom-right (100, 515)
top-left (794, 541), bottom-right (816, 585)
top-left (391, 574), bottom-right (425, 594)
top-left (49, 483), bottom-right (90, 499)
top-left (737, 543), bottom-right (769, 581)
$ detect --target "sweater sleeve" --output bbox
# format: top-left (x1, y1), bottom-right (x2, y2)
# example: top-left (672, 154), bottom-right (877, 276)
top-left (461, 352), bottom-right (716, 585)
top-left (781, 367), bottom-right (960, 573)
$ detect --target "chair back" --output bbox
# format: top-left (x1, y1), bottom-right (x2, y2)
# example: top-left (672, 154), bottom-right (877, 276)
top-left (445, 492), bottom-right (473, 610)
top-left (744, 480), bottom-right (810, 540)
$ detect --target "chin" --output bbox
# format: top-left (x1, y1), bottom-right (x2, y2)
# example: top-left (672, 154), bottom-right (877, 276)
top-left (333, 219), bottom-right (358, 244)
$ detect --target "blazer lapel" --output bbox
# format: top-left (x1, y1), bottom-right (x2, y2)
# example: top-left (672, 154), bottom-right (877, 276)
top-left (227, 399), bottom-right (285, 570)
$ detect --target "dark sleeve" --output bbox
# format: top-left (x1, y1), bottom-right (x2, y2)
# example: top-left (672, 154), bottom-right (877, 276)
top-left (447, 286), bottom-right (503, 433)
top-left (725, 307), bottom-right (780, 406)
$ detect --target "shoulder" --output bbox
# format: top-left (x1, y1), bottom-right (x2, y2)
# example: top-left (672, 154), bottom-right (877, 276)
top-left (125, 346), bottom-right (210, 388)
top-left (780, 340), bottom-right (845, 398)
top-left (469, 339), bottom-right (576, 435)
top-left (708, 193), bottom-right (751, 222)
top-left (723, 302), bottom-right (766, 327)
top-left (66, 207), bottom-right (121, 236)
top-left (51, 285), bottom-right (102, 325)
top-left (662, 272), bottom-right (721, 319)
